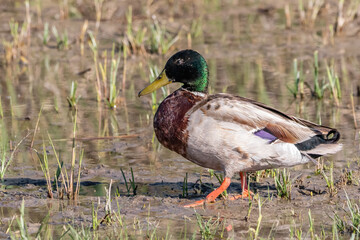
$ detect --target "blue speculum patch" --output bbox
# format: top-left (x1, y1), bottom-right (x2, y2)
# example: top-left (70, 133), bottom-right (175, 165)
top-left (254, 129), bottom-right (277, 143)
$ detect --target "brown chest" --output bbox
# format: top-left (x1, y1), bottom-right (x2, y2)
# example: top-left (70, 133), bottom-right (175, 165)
top-left (154, 89), bottom-right (205, 157)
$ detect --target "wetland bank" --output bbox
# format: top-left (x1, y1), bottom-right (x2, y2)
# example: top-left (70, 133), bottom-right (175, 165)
top-left (0, 0), bottom-right (359, 239)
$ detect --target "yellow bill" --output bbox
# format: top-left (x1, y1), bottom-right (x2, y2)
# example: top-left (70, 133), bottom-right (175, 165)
top-left (138, 71), bottom-right (172, 97)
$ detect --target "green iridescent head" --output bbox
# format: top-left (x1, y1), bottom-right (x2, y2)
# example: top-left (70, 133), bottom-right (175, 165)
top-left (138, 50), bottom-right (209, 97)
top-left (164, 49), bottom-right (209, 93)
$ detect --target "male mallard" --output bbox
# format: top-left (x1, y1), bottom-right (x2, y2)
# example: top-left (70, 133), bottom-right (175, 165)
top-left (138, 50), bottom-right (342, 207)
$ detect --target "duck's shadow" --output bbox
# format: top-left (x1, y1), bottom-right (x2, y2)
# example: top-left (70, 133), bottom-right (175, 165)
top-left (0, 177), bottom-right (277, 200)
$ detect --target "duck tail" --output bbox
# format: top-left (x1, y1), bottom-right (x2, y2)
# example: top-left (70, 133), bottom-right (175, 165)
top-left (293, 118), bottom-right (342, 159)
top-left (304, 143), bottom-right (343, 158)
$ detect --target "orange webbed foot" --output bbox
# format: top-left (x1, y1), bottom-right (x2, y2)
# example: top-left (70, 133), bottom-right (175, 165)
top-left (228, 189), bottom-right (254, 200)
top-left (182, 174), bottom-right (254, 207)
top-left (183, 177), bottom-right (231, 208)
top-left (184, 199), bottom-right (206, 208)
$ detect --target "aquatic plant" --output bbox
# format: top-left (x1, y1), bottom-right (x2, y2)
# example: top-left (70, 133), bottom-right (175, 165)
top-left (331, 191), bottom-right (360, 238)
top-left (284, 3), bottom-right (291, 28)
top-left (106, 44), bottom-right (121, 108)
top-left (102, 179), bottom-right (113, 225)
top-left (11, 199), bottom-right (29, 239)
top-left (274, 168), bottom-right (292, 200)
top-left (308, 209), bottom-right (315, 239)
top-left (3, 18), bottom-right (29, 64)
top-left (66, 81), bottom-right (80, 108)
top-left (124, 9), bottom-right (178, 55)
top-left (312, 51), bottom-right (328, 99)
top-left (92, 199), bottom-right (100, 230)
top-left (187, 17), bottom-right (204, 48)
top-left (250, 169), bottom-right (272, 183)
top-left (321, 161), bottom-right (337, 197)
top-left (36, 112), bottom-right (83, 200)
top-left (287, 58), bottom-right (304, 99)
top-left (248, 195), bottom-right (264, 240)
top-left (65, 224), bottom-right (93, 239)
top-left (333, 0), bottom-right (360, 34)
top-left (332, 211), bottom-right (346, 235)
top-left (190, 18), bottom-right (203, 40)
top-left (0, 127), bottom-right (29, 182)
top-left (37, 142), bottom-right (53, 198)
top-left (246, 195), bottom-right (253, 221)
top-left (182, 172), bottom-right (188, 198)
top-left (149, 18), bottom-right (179, 55)
top-left (342, 163), bottom-right (359, 186)
top-left (326, 63), bottom-right (341, 106)
top-left (294, 227), bottom-right (303, 239)
top-left (195, 212), bottom-right (225, 239)
top-left (94, 0), bottom-right (103, 31)
top-left (79, 20), bottom-right (88, 56)
top-left (122, 43), bottom-right (127, 92)
top-left (350, 92), bottom-right (358, 128)
top-left (88, 31), bottom-right (102, 102)
top-left (88, 34), bottom-right (122, 107)
top-left (8, 199), bottom-right (51, 239)
top-left (298, 0), bottom-right (324, 27)
top-left (51, 25), bottom-right (69, 50)
top-left (120, 167), bottom-right (137, 196)
top-left (69, 111), bottom-right (83, 200)
top-left (125, 6), bottom-right (147, 55)
top-left (41, 22), bottom-right (50, 45)
top-left (292, 0), bottom-right (360, 44)
top-left (345, 191), bottom-right (360, 236)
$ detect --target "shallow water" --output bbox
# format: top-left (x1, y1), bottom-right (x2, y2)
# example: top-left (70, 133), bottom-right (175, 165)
top-left (0, 0), bottom-right (359, 238)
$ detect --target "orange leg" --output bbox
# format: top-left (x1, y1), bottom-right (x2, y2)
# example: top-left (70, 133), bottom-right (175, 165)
top-left (184, 177), bottom-right (231, 208)
top-left (228, 172), bottom-right (253, 200)
top-left (240, 172), bottom-right (248, 192)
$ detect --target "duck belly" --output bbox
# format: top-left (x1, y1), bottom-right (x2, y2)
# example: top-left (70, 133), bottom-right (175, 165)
top-left (185, 115), bottom-right (310, 176)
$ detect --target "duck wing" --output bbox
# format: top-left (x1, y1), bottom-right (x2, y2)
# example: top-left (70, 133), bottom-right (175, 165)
top-left (188, 93), bottom-right (341, 158)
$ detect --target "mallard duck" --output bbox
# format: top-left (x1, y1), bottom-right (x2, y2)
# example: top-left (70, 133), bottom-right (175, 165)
top-left (138, 49), bottom-right (342, 207)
